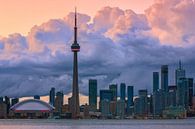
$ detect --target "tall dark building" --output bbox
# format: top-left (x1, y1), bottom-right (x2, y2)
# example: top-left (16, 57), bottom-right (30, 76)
top-left (49, 87), bottom-right (55, 106)
top-left (55, 91), bottom-right (64, 114)
top-left (120, 83), bottom-right (126, 101)
top-left (71, 8), bottom-right (80, 118)
top-left (153, 89), bottom-right (164, 116)
top-left (153, 72), bottom-right (159, 93)
top-left (4, 96), bottom-right (10, 114)
top-left (161, 65), bottom-right (168, 108)
top-left (127, 86), bottom-right (134, 108)
top-left (177, 78), bottom-right (189, 109)
top-left (167, 85), bottom-right (177, 107)
top-left (188, 78), bottom-right (193, 107)
top-left (109, 84), bottom-right (117, 101)
top-left (89, 79), bottom-right (97, 111)
top-left (161, 65), bottom-right (168, 92)
top-left (139, 90), bottom-right (148, 116)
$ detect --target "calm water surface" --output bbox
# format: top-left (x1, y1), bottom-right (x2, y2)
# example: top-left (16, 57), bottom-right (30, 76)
top-left (0, 119), bottom-right (195, 129)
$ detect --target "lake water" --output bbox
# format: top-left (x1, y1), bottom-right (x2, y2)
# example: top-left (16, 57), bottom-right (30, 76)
top-left (0, 119), bottom-right (195, 129)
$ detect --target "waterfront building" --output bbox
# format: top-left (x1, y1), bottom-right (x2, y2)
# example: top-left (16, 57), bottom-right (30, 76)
top-left (11, 98), bottom-right (19, 106)
top-left (88, 79), bottom-right (97, 111)
top-left (83, 104), bottom-right (90, 119)
top-left (49, 87), bottom-right (55, 106)
top-left (153, 89), bottom-right (164, 116)
top-left (193, 96), bottom-right (195, 110)
top-left (116, 100), bottom-right (125, 118)
top-left (101, 99), bottom-right (110, 118)
top-left (110, 101), bottom-right (117, 117)
top-left (167, 85), bottom-right (177, 107)
top-left (9, 99), bottom-right (54, 118)
top-left (134, 97), bottom-right (141, 116)
top-left (54, 91), bottom-right (64, 114)
top-left (0, 103), bottom-right (7, 118)
top-left (120, 83), bottom-right (126, 101)
top-left (109, 84), bottom-right (117, 101)
top-left (188, 78), bottom-right (194, 107)
top-left (61, 104), bottom-right (69, 114)
top-left (153, 72), bottom-right (159, 92)
top-left (177, 78), bottom-right (189, 109)
top-left (34, 95), bottom-right (40, 100)
top-left (70, 8), bottom-right (80, 118)
top-left (4, 96), bottom-right (10, 114)
top-left (147, 96), bottom-right (153, 115)
top-left (139, 90), bottom-right (148, 116)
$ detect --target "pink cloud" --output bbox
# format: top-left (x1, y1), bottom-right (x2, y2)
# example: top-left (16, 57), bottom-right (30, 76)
top-left (145, 0), bottom-right (195, 45)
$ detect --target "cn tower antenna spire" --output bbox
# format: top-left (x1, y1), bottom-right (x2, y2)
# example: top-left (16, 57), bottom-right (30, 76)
top-left (73, 7), bottom-right (78, 45)
top-left (75, 7), bottom-right (77, 27)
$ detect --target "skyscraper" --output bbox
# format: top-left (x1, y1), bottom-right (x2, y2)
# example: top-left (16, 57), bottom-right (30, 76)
top-left (55, 91), bottom-right (64, 114)
top-left (49, 87), bottom-right (55, 106)
top-left (71, 8), bottom-right (80, 118)
top-left (175, 60), bottom-right (185, 86)
top-left (177, 78), bottom-right (189, 109)
top-left (138, 89), bottom-right (148, 116)
top-left (167, 85), bottom-right (177, 107)
top-left (4, 96), bottom-right (10, 114)
top-left (161, 65), bottom-right (168, 92)
top-left (120, 83), bottom-right (126, 101)
top-left (153, 89), bottom-right (164, 116)
top-left (109, 84), bottom-right (117, 101)
top-left (161, 65), bottom-right (168, 108)
top-left (188, 78), bottom-right (193, 107)
top-left (127, 86), bottom-right (134, 108)
top-left (89, 79), bottom-right (97, 111)
top-left (153, 72), bottom-right (159, 93)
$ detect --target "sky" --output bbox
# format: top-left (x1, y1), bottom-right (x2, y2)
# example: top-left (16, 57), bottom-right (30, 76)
top-left (0, 0), bottom-right (154, 37)
top-left (0, 0), bottom-right (195, 99)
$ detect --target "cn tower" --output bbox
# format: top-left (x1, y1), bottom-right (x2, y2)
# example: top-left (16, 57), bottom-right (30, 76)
top-left (71, 8), bottom-right (80, 118)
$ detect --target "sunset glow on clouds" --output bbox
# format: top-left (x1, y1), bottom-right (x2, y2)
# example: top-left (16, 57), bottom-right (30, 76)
top-left (0, 0), bottom-right (195, 97)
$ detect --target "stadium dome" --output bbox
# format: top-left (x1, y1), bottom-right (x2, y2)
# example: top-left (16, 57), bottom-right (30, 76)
top-left (10, 99), bottom-right (54, 112)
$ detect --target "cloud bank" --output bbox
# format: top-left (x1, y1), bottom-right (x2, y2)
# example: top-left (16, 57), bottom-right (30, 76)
top-left (0, 0), bottom-right (195, 97)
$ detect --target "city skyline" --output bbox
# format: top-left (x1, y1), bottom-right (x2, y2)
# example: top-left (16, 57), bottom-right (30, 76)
top-left (0, 0), bottom-right (195, 98)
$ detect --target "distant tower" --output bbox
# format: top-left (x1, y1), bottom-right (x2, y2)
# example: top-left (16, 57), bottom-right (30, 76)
top-left (153, 72), bottom-right (159, 93)
top-left (88, 79), bottom-right (97, 111)
top-left (120, 83), bottom-right (126, 101)
top-left (49, 87), bottom-right (55, 106)
top-left (71, 8), bottom-right (80, 118)
top-left (161, 65), bottom-right (168, 92)
top-left (175, 60), bottom-right (186, 86)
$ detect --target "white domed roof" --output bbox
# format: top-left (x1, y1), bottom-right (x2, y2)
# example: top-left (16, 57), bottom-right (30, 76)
top-left (10, 99), bottom-right (54, 111)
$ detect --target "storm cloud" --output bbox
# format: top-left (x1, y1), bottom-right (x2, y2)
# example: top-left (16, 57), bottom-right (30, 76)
top-left (0, 0), bottom-right (195, 97)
